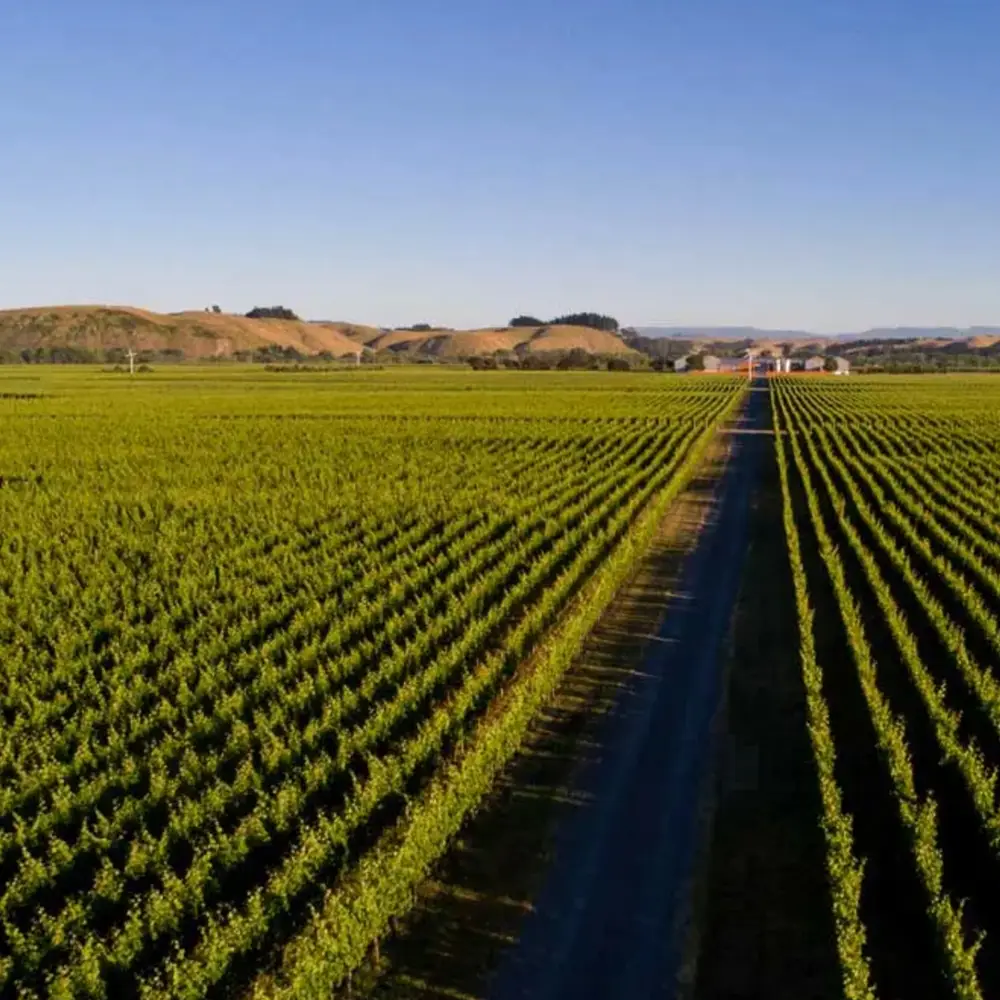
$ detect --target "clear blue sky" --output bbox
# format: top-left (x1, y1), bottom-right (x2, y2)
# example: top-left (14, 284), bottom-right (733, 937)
top-left (3, 0), bottom-right (999, 331)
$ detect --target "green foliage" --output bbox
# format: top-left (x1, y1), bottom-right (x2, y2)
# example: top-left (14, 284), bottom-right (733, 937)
top-left (774, 374), bottom-right (1000, 999)
top-left (507, 313), bottom-right (619, 332)
top-left (548, 312), bottom-right (619, 332)
top-left (773, 404), bottom-right (875, 1000)
top-left (0, 367), bottom-right (745, 997)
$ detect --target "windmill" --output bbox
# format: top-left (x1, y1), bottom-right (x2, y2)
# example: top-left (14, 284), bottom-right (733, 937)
top-left (126, 347), bottom-right (137, 376)
top-left (744, 348), bottom-right (756, 382)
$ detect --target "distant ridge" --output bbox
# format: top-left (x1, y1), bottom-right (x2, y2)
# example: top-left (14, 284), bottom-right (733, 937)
top-left (636, 325), bottom-right (1000, 342)
top-left (635, 326), bottom-right (815, 341)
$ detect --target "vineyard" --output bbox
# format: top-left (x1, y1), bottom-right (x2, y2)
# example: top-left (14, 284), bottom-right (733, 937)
top-left (774, 375), bottom-right (1000, 1000)
top-left (0, 367), bottom-right (744, 999)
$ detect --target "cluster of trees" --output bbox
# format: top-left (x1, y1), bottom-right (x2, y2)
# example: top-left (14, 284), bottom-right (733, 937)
top-left (0, 346), bottom-right (187, 365)
top-left (234, 344), bottom-right (310, 363)
top-left (245, 306), bottom-right (300, 321)
top-left (1, 346), bottom-right (101, 364)
top-left (107, 363), bottom-right (154, 374)
top-left (508, 313), bottom-right (620, 332)
top-left (620, 331), bottom-right (695, 360)
top-left (469, 348), bottom-right (640, 371)
top-left (262, 362), bottom-right (378, 373)
top-left (856, 356), bottom-right (1000, 373)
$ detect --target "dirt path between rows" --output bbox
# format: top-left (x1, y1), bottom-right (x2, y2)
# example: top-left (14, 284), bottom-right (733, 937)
top-left (353, 384), bottom-right (767, 1000)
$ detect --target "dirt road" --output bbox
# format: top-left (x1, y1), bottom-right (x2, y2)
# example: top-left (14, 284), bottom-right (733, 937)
top-left (489, 381), bottom-right (769, 1000)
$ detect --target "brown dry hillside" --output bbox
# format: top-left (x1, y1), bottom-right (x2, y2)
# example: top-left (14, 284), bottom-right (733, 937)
top-left (0, 307), bottom-right (637, 360)
top-left (366, 324), bottom-right (637, 358)
top-left (0, 306), bottom-right (365, 358)
top-left (969, 335), bottom-right (1000, 349)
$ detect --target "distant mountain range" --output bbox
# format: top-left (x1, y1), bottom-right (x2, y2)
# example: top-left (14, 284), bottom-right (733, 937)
top-left (635, 326), bottom-right (1000, 342)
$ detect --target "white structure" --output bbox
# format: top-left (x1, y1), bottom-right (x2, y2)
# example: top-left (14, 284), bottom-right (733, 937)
top-left (832, 356), bottom-right (851, 374)
top-left (804, 355), bottom-right (825, 372)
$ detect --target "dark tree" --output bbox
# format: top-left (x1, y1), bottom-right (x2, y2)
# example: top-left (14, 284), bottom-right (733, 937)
top-left (520, 353), bottom-right (554, 370)
top-left (246, 306), bottom-right (300, 321)
top-left (509, 315), bottom-right (544, 327)
top-left (557, 347), bottom-right (595, 370)
top-left (467, 356), bottom-right (498, 370)
top-left (549, 312), bottom-right (619, 332)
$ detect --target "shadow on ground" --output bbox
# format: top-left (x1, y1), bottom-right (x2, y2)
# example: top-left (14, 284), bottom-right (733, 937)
top-left (350, 449), bottom-right (728, 1000)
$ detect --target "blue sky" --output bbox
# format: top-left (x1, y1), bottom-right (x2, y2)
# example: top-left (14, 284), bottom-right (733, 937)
top-left (3, 0), bottom-right (998, 331)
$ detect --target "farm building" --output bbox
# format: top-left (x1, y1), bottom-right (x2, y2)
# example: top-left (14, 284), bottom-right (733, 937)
top-left (800, 355), bottom-right (851, 374)
top-left (675, 353), bottom-right (758, 374)
top-left (716, 357), bottom-right (748, 373)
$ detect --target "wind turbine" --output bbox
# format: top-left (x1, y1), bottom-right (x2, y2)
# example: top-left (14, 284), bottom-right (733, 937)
top-left (126, 347), bottom-right (137, 376)
top-left (744, 348), bottom-right (756, 382)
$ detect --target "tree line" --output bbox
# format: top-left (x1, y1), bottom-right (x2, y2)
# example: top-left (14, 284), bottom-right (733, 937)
top-left (508, 313), bottom-right (620, 332)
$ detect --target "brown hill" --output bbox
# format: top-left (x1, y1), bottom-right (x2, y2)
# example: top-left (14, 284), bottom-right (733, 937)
top-left (0, 306), bottom-right (365, 358)
top-left (0, 307), bottom-right (636, 360)
top-left (366, 324), bottom-right (636, 358)
top-left (969, 335), bottom-right (1000, 349)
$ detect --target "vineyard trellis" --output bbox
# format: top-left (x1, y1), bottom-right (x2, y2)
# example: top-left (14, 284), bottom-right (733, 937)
top-left (0, 368), bottom-right (744, 998)
top-left (8, 366), bottom-right (1000, 1000)
top-left (774, 374), bottom-right (1000, 1000)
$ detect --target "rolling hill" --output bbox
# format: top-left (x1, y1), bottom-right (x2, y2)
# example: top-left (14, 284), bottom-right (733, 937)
top-left (0, 306), bottom-right (637, 361)
top-left (356, 324), bottom-right (636, 358)
top-left (0, 306), bottom-right (368, 359)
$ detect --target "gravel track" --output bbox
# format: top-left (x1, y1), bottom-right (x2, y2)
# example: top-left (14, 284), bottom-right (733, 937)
top-left (489, 381), bottom-right (769, 1000)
